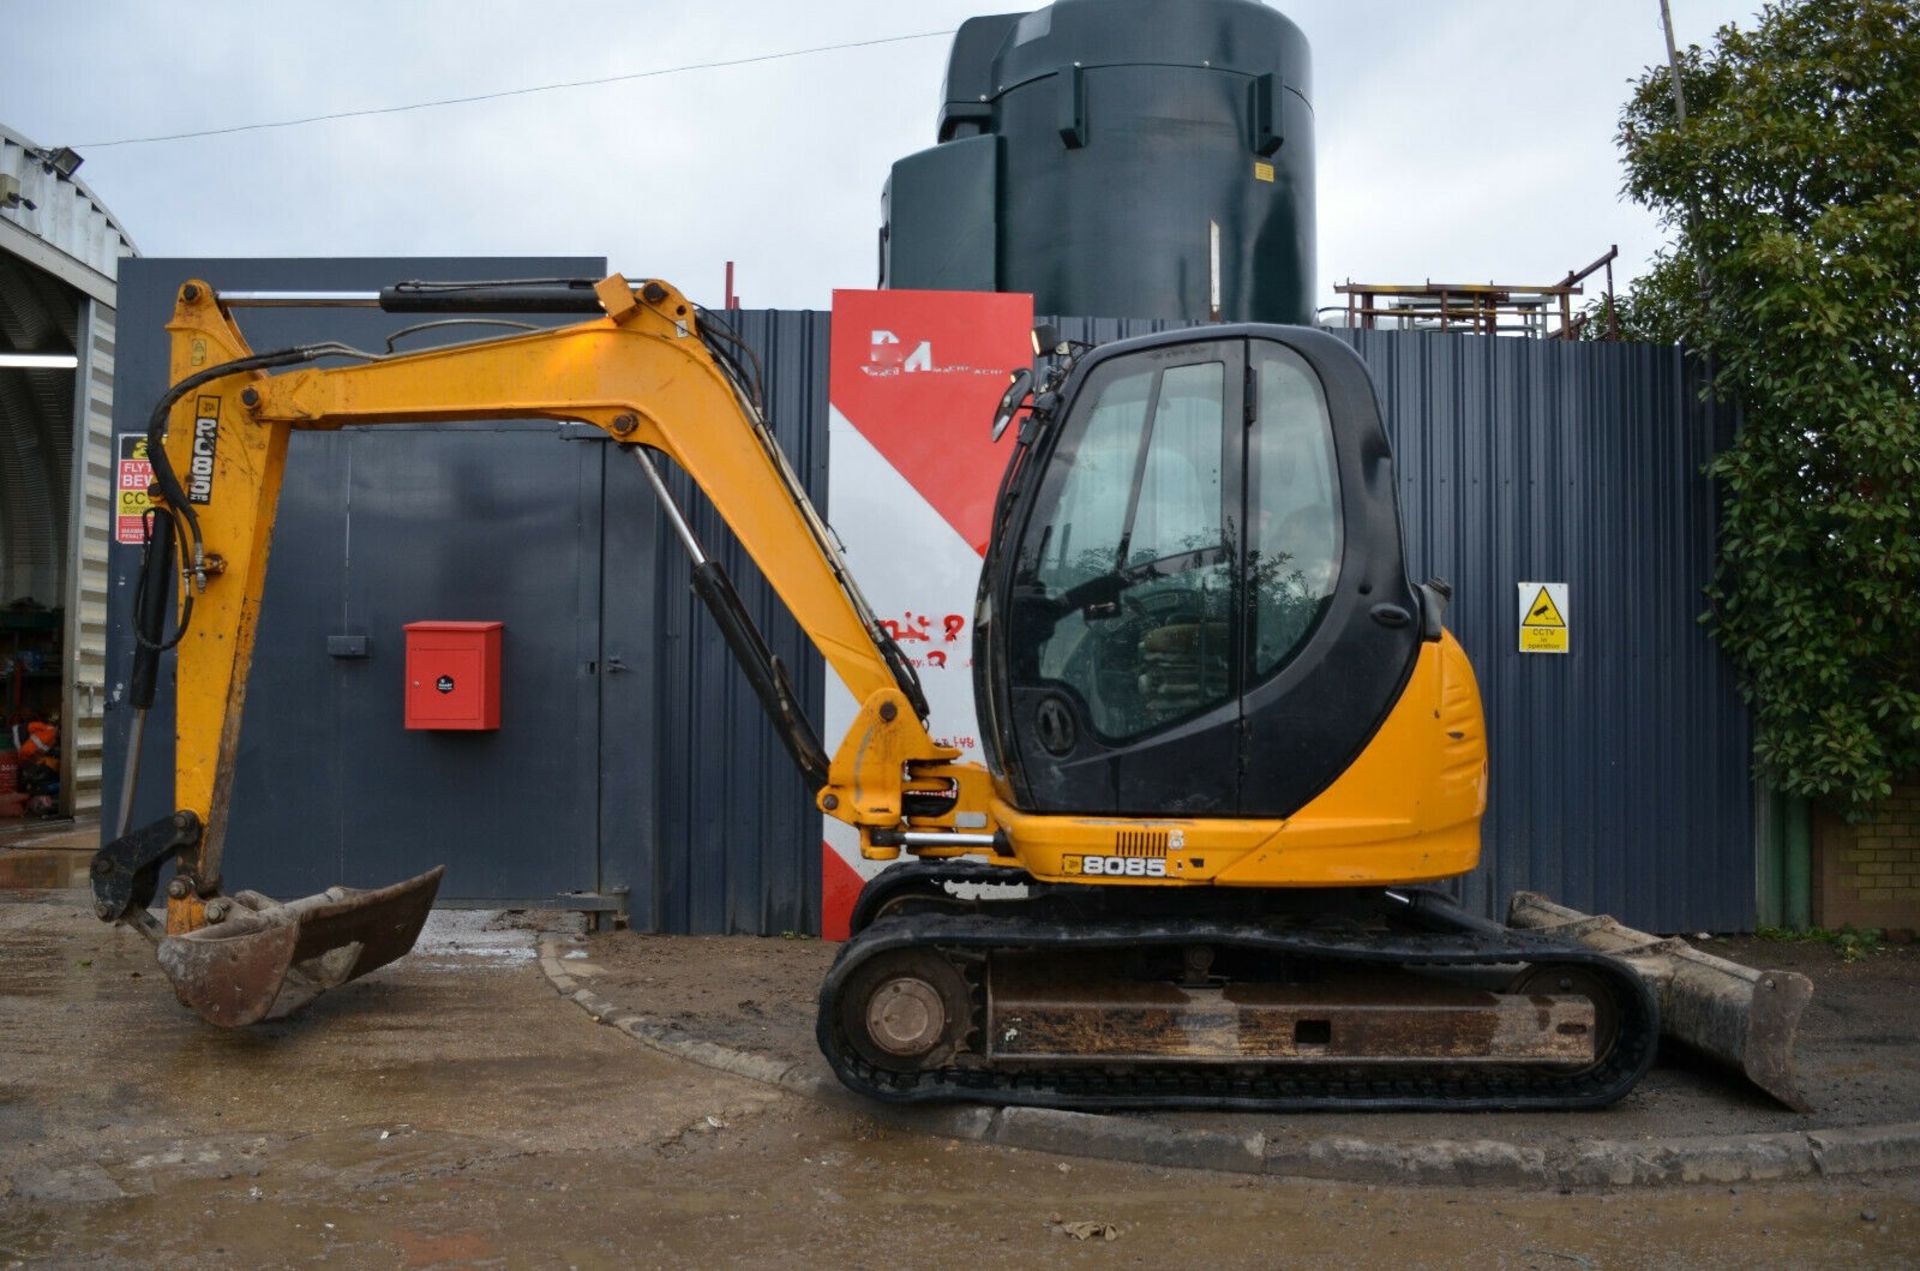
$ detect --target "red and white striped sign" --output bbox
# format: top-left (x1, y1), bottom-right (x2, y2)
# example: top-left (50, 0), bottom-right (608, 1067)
top-left (822, 289), bottom-right (1034, 938)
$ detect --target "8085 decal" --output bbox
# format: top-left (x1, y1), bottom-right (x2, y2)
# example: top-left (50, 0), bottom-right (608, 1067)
top-left (1061, 854), bottom-right (1167, 878)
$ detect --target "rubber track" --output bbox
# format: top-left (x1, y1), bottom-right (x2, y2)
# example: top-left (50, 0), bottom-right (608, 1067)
top-left (819, 870), bottom-right (1660, 1113)
top-left (846, 857), bottom-right (1030, 936)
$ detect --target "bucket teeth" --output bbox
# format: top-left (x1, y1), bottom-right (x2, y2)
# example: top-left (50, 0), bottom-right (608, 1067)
top-left (155, 866), bottom-right (444, 1027)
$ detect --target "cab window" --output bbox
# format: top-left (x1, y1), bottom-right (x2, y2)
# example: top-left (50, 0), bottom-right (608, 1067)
top-left (1014, 357), bottom-right (1231, 740)
top-left (1250, 346), bottom-right (1342, 676)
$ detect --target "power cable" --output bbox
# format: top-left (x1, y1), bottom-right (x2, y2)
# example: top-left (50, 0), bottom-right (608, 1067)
top-left (75, 29), bottom-right (954, 149)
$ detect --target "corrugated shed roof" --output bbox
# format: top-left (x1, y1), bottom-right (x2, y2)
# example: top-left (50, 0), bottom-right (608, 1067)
top-left (0, 123), bottom-right (139, 297)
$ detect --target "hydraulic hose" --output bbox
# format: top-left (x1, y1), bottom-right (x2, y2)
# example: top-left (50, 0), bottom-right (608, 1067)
top-left (115, 506), bottom-right (179, 837)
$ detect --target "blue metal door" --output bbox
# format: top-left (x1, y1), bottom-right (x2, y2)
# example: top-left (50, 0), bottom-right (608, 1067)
top-left (104, 257), bottom-right (609, 906)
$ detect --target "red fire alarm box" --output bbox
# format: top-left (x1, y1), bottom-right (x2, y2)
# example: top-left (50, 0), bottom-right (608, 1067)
top-left (403, 621), bottom-right (503, 730)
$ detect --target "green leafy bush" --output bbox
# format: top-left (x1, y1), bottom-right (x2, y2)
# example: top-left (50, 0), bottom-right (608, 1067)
top-left (1612, 1), bottom-right (1920, 810)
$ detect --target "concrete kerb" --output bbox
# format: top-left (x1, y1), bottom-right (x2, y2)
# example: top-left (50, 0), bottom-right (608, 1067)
top-left (537, 935), bottom-right (1920, 1188)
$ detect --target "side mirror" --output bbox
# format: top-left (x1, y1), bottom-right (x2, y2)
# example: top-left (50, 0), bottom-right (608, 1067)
top-left (991, 367), bottom-right (1034, 442)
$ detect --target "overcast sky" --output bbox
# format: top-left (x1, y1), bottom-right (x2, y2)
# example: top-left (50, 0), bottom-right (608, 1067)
top-left (4, 0), bottom-right (1761, 312)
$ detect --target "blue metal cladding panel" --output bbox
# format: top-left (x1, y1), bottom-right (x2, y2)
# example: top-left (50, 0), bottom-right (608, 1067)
top-left (103, 257), bottom-right (610, 906)
top-left (627, 314), bottom-right (1751, 933)
top-left (103, 276), bottom-right (824, 932)
top-left (1342, 330), bottom-right (1750, 932)
top-left (601, 309), bottom-right (829, 935)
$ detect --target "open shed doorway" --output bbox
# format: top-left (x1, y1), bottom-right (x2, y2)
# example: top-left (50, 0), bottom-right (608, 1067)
top-left (0, 127), bottom-right (133, 865)
top-left (0, 249), bottom-right (82, 826)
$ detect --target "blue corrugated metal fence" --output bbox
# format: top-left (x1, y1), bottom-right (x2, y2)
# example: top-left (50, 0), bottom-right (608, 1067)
top-left (106, 270), bottom-right (1750, 934)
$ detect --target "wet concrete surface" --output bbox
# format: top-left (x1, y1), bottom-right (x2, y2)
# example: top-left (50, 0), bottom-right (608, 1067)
top-left (5, 894), bottom-right (1918, 1268)
top-left (0, 818), bottom-right (97, 890)
top-left (581, 930), bottom-right (1920, 1147)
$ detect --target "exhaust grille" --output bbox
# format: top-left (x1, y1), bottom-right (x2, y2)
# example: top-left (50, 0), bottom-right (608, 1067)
top-left (1113, 830), bottom-right (1169, 858)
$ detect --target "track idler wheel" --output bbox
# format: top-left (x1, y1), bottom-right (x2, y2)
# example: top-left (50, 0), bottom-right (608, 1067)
top-left (1508, 962), bottom-right (1620, 1068)
top-left (837, 948), bottom-right (973, 1073)
top-left (863, 885), bottom-right (974, 931)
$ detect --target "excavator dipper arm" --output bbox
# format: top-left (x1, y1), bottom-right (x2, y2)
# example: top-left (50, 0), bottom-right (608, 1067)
top-left (98, 275), bottom-right (968, 1025)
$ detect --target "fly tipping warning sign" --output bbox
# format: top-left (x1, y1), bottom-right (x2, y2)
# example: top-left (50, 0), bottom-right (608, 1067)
top-left (116, 434), bottom-right (154, 544)
top-left (1518, 582), bottom-right (1569, 654)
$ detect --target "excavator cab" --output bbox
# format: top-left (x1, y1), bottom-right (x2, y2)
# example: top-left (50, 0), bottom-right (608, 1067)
top-left (978, 327), bottom-right (1431, 820)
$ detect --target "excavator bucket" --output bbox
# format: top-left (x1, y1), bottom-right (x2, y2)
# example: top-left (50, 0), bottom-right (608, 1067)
top-left (156, 867), bottom-right (445, 1027)
top-left (1508, 891), bottom-right (1812, 1111)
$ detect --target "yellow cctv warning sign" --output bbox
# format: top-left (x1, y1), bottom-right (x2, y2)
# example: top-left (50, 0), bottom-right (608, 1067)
top-left (1518, 582), bottom-right (1569, 654)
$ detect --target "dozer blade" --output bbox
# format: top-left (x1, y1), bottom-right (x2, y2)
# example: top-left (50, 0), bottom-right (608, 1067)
top-left (156, 866), bottom-right (445, 1027)
top-left (1508, 890), bottom-right (1812, 1111)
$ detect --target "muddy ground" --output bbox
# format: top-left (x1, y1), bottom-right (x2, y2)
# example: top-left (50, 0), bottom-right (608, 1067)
top-left (4, 894), bottom-right (1917, 1269)
top-left (579, 927), bottom-right (1920, 1146)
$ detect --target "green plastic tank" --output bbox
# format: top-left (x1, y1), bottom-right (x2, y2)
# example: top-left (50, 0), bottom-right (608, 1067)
top-left (881, 0), bottom-right (1316, 325)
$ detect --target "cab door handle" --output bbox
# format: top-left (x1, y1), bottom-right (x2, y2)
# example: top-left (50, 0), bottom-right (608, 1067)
top-left (1369, 603), bottom-right (1412, 629)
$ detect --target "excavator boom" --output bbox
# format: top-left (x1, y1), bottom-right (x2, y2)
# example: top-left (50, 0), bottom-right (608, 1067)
top-left (97, 274), bottom-right (959, 1024)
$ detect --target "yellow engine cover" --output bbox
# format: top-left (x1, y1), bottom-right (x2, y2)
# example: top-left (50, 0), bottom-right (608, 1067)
top-left (995, 632), bottom-right (1488, 888)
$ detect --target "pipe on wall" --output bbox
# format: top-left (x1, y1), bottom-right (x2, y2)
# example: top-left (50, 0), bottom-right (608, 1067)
top-left (1783, 793), bottom-right (1812, 931)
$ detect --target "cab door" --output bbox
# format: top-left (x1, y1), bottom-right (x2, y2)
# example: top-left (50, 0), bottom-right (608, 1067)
top-left (985, 326), bottom-right (1424, 822)
top-left (998, 338), bottom-right (1246, 815)
top-left (1235, 336), bottom-right (1423, 818)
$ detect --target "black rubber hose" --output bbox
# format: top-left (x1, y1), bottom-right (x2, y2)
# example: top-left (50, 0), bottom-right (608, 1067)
top-left (128, 507), bottom-right (177, 705)
top-left (143, 348), bottom-right (311, 521)
top-left (138, 347), bottom-right (316, 648)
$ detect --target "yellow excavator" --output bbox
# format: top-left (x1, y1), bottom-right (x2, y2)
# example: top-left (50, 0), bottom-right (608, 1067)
top-left (95, 274), bottom-right (1800, 1111)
